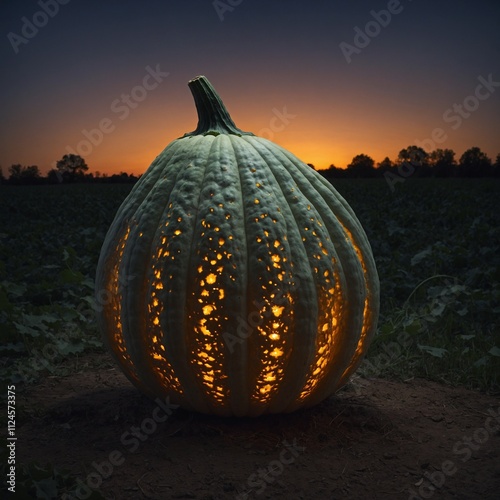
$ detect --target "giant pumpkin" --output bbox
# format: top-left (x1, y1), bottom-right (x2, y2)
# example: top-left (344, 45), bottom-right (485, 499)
top-left (95, 76), bottom-right (379, 416)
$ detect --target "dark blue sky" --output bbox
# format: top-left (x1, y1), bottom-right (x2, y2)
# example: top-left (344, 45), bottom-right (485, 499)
top-left (1, 0), bottom-right (499, 174)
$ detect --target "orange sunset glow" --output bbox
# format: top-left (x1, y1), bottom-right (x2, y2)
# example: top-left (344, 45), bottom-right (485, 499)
top-left (1, 1), bottom-right (499, 177)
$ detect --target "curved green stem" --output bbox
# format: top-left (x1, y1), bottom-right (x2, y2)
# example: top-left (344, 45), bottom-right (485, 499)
top-left (184, 76), bottom-right (252, 137)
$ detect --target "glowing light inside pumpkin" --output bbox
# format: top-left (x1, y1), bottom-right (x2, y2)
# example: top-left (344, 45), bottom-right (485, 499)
top-left (337, 224), bottom-right (373, 385)
top-left (272, 305), bottom-right (284, 317)
top-left (270, 347), bottom-right (283, 357)
top-left (296, 206), bottom-right (344, 403)
top-left (189, 209), bottom-right (237, 408)
top-left (106, 226), bottom-right (140, 382)
top-left (249, 214), bottom-right (293, 404)
top-left (202, 305), bottom-right (214, 315)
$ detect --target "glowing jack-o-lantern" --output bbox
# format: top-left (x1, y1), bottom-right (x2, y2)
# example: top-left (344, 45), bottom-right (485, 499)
top-left (95, 76), bottom-right (379, 417)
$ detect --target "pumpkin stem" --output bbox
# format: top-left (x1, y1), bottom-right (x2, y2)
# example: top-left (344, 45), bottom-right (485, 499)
top-left (184, 76), bottom-right (253, 137)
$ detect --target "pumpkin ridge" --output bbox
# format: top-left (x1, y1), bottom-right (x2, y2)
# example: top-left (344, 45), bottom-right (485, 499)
top-left (147, 136), bottom-right (217, 412)
top-left (230, 131), bottom-right (290, 415)
top-left (227, 135), bottom-right (300, 413)
top-left (95, 144), bottom-right (187, 398)
top-left (118, 149), bottom-right (193, 400)
top-left (181, 134), bottom-right (233, 412)
top-left (279, 147), bottom-right (368, 238)
top-left (254, 138), bottom-right (362, 405)
top-left (96, 224), bottom-right (139, 385)
top-left (245, 138), bottom-right (370, 408)
top-left (274, 149), bottom-right (379, 397)
top-left (116, 137), bottom-right (210, 405)
top-left (221, 135), bottom-right (252, 415)
top-left (237, 136), bottom-right (324, 411)
top-left (171, 134), bottom-right (252, 415)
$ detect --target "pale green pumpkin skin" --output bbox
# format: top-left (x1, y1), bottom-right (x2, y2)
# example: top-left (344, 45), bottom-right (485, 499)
top-left (95, 78), bottom-right (379, 417)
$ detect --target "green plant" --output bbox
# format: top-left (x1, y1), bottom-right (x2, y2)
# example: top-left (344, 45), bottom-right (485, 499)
top-left (95, 76), bottom-right (380, 416)
top-left (363, 274), bottom-right (499, 390)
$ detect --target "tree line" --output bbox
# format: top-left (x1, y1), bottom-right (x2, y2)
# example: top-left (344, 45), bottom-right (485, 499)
top-left (0, 154), bottom-right (139, 185)
top-left (1, 146), bottom-right (499, 185)
top-left (314, 146), bottom-right (500, 179)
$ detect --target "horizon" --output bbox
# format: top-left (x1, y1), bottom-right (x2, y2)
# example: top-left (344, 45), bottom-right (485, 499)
top-left (2, 142), bottom-right (498, 179)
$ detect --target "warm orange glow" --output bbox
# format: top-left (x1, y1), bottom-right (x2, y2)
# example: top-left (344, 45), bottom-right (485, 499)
top-left (206, 273), bottom-right (217, 284)
top-left (270, 348), bottom-right (284, 358)
top-left (271, 305), bottom-right (284, 317)
top-left (202, 305), bottom-right (214, 315)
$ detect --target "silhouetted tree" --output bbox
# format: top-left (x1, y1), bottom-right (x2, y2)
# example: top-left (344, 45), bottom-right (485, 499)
top-left (0, 166), bottom-right (5, 184)
top-left (8, 164), bottom-right (23, 183)
top-left (307, 163), bottom-right (316, 170)
top-left (397, 146), bottom-right (427, 164)
top-left (113, 172), bottom-right (138, 183)
top-left (377, 157), bottom-right (394, 171)
top-left (429, 149), bottom-right (457, 178)
top-left (56, 154), bottom-right (88, 182)
top-left (376, 157), bottom-right (396, 178)
top-left (23, 165), bottom-right (41, 182)
top-left (321, 164), bottom-right (345, 179)
top-left (7, 164), bottom-right (41, 184)
top-left (459, 147), bottom-right (492, 177)
top-left (47, 168), bottom-right (63, 184)
top-left (397, 146), bottom-right (429, 176)
top-left (346, 154), bottom-right (376, 178)
top-left (493, 153), bottom-right (500, 177)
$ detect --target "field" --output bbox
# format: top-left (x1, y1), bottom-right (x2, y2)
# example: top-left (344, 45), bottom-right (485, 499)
top-left (1, 178), bottom-right (499, 499)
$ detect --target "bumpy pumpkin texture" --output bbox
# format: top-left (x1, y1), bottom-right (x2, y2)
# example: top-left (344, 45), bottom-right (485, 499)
top-left (95, 76), bottom-right (380, 416)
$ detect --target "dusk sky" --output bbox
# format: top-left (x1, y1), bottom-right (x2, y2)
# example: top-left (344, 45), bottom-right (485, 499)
top-left (1, 0), bottom-right (499, 176)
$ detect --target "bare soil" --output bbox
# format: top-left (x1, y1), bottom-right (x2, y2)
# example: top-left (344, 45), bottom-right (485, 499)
top-left (14, 353), bottom-right (500, 499)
